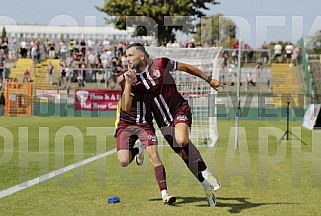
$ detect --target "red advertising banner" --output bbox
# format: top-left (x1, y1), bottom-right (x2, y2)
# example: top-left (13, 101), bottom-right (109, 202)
top-left (75, 89), bottom-right (121, 110)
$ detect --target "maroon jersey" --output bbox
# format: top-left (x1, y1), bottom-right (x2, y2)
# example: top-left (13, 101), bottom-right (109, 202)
top-left (117, 72), bottom-right (153, 128)
top-left (131, 58), bottom-right (189, 127)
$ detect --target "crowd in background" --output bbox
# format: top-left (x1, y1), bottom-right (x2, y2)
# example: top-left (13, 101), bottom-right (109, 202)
top-left (0, 36), bottom-right (303, 90)
top-left (273, 41), bottom-right (302, 66)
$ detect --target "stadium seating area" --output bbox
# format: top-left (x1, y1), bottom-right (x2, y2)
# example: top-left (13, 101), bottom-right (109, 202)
top-left (9, 58), bottom-right (34, 82)
top-left (34, 59), bottom-right (61, 88)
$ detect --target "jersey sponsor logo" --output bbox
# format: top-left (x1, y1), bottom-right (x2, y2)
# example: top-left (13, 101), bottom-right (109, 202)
top-left (176, 115), bottom-right (188, 121)
top-left (153, 69), bottom-right (161, 78)
top-left (148, 134), bottom-right (157, 142)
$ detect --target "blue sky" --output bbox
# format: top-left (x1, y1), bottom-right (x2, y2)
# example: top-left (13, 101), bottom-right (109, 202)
top-left (0, 0), bottom-right (320, 47)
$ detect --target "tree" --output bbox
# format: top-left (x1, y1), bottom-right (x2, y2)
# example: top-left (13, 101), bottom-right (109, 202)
top-left (193, 13), bottom-right (236, 47)
top-left (1, 26), bottom-right (6, 41)
top-left (306, 30), bottom-right (321, 54)
top-left (96, 0), bottom-right (220, 44)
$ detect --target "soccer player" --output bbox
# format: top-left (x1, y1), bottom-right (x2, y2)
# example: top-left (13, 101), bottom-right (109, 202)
top-left (116, 72), bottom-right (176, 205)
top-left (120, 42), bottom-right (222, 207)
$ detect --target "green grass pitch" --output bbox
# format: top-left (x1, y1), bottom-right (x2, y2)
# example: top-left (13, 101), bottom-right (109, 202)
top-left (0, 117), bottom-right (320, 215)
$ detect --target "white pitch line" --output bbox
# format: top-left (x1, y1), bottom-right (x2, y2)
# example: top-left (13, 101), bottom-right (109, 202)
top-left (0, 150), bottom-right (96, 156)
top-left (0, 148), bottom-right (117, 199)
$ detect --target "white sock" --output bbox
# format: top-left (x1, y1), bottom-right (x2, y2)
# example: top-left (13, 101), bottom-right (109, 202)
top-left (161, 189), bottom-right (168, 198)
top-left (137, 144), bottom-right (144, 154)
top-left (201, 168), bottom-right (211, 179)
top-left (201, 180), bottom-right (211, 190)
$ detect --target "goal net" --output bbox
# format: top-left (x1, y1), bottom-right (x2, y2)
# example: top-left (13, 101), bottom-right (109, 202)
top-left (145, 46), bottom-right (223, 147)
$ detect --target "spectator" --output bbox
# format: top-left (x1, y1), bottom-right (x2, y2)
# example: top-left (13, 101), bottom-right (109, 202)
top-left (69, 39), bottom-right (75, 56)
top-left (274, 42), bottom-right (282, 63)
top-left (261, 41), bottom-right (269, 64)
top-left (102, 38), bottom-right (110, 47)
top-left (243, 43), bottom-right (251, 63)
top-left (108, 71), bottom-right (118, 89)
top-left (100, 47), bottom-right (113, 69)
top-left (0, 92), bottom-right (5, 115)
top-left (48, 42), bottom-right (55, 59)
top-left (87, 38), bottom-right (95, 48)
top-left (172, 40), bottom-right (181, 48)
top-left (31, 41), bottom-right (40, 64)
top-left (77, 62), bottom-right (86, 87)
top-left (20, 38), bottom-right (28, 58)
top-left (228, 60), bottom-right (235, 85)
top-left (8, 36), bottom-right (17, 59)
top-left (231, 39), bottom-right (239, 64)
top-left (256, 58), bottom-right (263, 77)
top-left (120, 54), bottom-right (127, 68)
top-left (80, 39), bottom-right (86, 55)
top-left (185, 39), bottom-right (195, 48)
top-left (108, 57), bottom-right (123, 89)
top-left (285, 42), bottom-right (293, 64)
top-left (60, 41), bottom-right (67, 59)
top-left (23, 69), bottom-right (31, 82)
top-left (59, 69), bottom-right (67, 87)
top-left (64, 67), bottom-right (73, 89)
top-left (292, 44), bottom-right (302, 66)
top-left (222, 51), bottom-right (229, 70)
top-left (11, 77), bottom-right (19, 88)
top-left (44, 39), bottom-right (50, 59)
top-left (1, 38), bottom-right (8, 59)
top-left (87, 48), bottom-right (96, 80)
top-left (0, 59), bottom-right (5, 77)
top-left (0, 92), bottom-right (4, 106)
top-left (47, 62), bottom-right (54, 84)
top-left (247, 72), bottom-right (255, 86)
top-left (166, 40), bottom-right (173, 48)
top-left (116, 41), bottom-right (124, 58)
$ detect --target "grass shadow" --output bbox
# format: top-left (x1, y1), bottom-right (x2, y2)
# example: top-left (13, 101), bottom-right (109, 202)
top-left (149, 196), bottom-right (299, 212)
top-left (216, 197), bottom-right (299, 214)
top-left (148, 197), bottom-right (205, 207)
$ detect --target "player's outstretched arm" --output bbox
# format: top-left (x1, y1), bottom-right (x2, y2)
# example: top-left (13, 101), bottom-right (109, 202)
top-left (176, 62), bottom-right (221, 91)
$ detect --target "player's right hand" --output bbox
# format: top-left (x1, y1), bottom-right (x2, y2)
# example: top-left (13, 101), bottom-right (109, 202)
top-left (124, 69), bottom-right (136, 83)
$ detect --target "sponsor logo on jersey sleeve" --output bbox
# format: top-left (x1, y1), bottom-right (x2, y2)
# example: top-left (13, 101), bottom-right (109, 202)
top-left (176, 115), bottom-right (188, 121)
top-left (153, 69), bottom-right (161, 78)
top-left (148, 134), bottom-right (157, 142)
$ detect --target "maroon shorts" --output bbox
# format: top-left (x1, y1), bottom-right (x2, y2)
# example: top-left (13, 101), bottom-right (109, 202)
top-left (172, 101), bottom-right (192, 127)
top-left (116, 124), bottom-right (157, 151)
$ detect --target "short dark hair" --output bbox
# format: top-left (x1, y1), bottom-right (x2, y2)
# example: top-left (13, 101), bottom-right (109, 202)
top-left (126, 42), bottom-right (149, 58)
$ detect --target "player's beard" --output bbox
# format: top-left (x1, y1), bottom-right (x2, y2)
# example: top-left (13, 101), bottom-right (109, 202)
top-left (131, 63), bottom-right (138, 70)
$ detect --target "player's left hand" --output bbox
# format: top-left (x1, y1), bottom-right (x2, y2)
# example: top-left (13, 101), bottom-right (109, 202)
top-left (209, 79), bottom-right (225, 91)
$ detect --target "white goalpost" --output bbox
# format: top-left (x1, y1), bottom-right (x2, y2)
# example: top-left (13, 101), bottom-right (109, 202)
top-left (145, 46), bottom-right (223, 147)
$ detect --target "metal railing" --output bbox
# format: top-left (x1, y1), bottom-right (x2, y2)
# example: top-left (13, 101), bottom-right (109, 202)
top-left (221, 48), bottom-right (272, 65)
top-left (34, 67), bottom-right (118, 89)
top-left (2, 44), bottom-right (19, 61)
